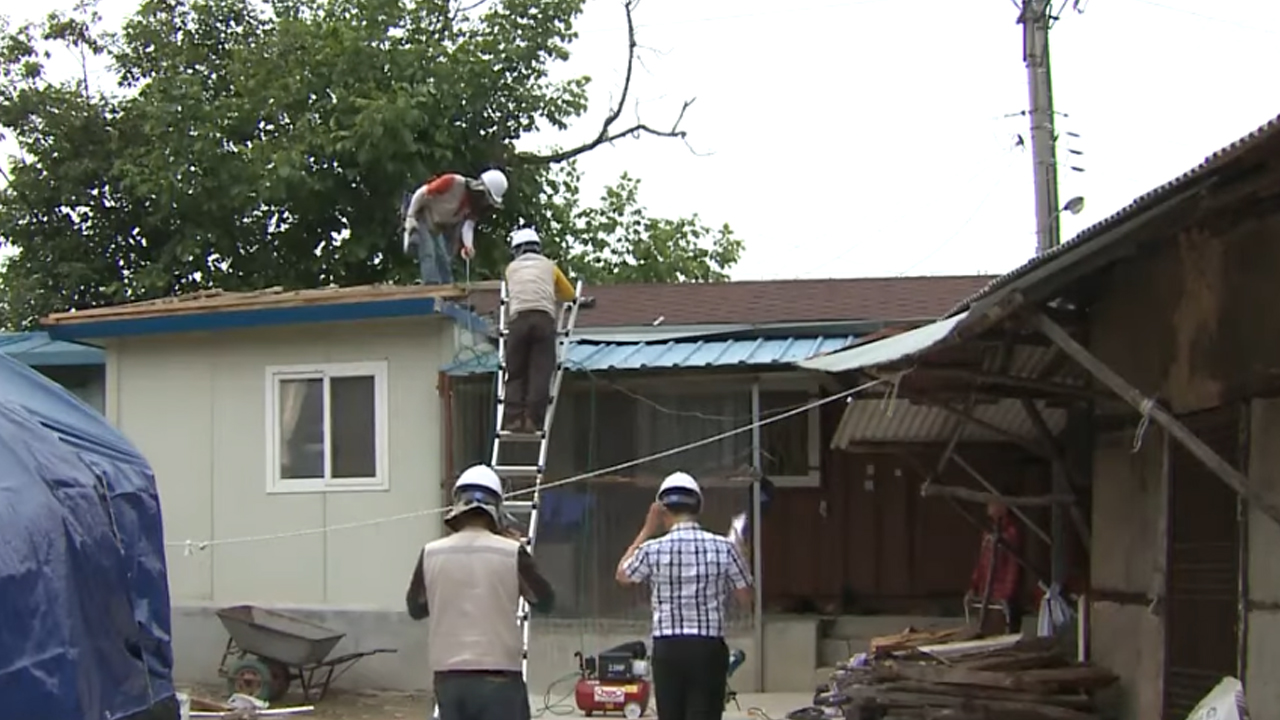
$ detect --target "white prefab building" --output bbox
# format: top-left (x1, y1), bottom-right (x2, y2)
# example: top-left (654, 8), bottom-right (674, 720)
top-left (43, 285), bottom-right (486, 692)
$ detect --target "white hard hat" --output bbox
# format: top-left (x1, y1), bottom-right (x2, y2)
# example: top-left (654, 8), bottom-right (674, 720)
top-left (509, 227), bottom-right (541, 248)
top-left (479, 169), bottom-right (508, 207)
top-left (656, 471), bottom-right (702, 510)
top-left (455, 464), bottom-right (502, 495)
top-left (445, 464), bottom-right (504, 530)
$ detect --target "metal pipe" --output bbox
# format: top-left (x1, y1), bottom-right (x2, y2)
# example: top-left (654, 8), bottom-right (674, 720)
top-left (750, 381), bottom-right (764, 692)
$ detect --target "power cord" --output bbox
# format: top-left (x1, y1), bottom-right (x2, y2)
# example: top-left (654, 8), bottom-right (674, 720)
top-left (531, 672), bottom-right (581, 717)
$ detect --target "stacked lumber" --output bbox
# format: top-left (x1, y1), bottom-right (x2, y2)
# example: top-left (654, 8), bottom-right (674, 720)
top-left (800, 628), bottom-right (1116, 720)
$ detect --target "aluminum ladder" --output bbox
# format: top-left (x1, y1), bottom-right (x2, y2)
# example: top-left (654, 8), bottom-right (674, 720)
top-left (491, 278), bottom-right (585, 683)
top-left (432, 280), bottom-right (584, 719)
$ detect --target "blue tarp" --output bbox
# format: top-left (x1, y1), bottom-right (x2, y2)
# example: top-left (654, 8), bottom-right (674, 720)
top-left (0, 352), bottom-right (175, 720)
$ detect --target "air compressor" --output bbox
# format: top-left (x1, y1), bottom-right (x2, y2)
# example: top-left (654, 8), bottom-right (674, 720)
top-left (572, 641), bottom-right (651, 718)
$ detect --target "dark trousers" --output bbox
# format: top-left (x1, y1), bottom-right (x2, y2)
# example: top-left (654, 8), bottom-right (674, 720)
top-left (434, 671), bottom-right (530, 720)
top-left (652, 636), bottom-right (730, 720)
top-left (504, 310), bottom-right (557, 428)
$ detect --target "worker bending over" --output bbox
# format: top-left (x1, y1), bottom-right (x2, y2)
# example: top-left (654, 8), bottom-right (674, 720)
top-left (402, 169), bottom-right (508, 285)
top-left (405, 464), bottom-right (555, 720)
top-left (501, 227), bottom-right (577, 434)
top-left (616, 472), bottom-right (753, 720)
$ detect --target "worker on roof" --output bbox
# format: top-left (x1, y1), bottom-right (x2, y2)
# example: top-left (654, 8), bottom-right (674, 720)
top-left (402, 169), bottom-right (509, 285)
top-left (616, 472), bottom-right (753, 720)
top-left (405, 464), bottom-right (555, 720)
top-left (500, 227), bottom-right (577, 434)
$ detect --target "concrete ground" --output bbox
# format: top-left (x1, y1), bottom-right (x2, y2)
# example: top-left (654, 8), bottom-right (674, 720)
top-left (186, 686), bottom-right (813, 719)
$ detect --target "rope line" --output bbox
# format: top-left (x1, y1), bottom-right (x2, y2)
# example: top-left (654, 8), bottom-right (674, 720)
top-left (170, 376), bottom-right (892, 552)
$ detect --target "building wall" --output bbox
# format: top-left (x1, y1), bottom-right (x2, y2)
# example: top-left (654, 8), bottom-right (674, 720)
top-left (1081, 210), bottom-right (1280, 718)
top-left (102, 317), bottom-right (454, 687)
top-left (1246, 398), bottom-right (1280, 718)
top-left (1088, 428), bottom-right (1166, 720)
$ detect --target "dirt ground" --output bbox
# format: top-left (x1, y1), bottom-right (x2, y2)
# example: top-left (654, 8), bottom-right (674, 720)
top-left (183, 684), bottom-right (809, 719)
top-left (185, 685), bottom-right (428, 720)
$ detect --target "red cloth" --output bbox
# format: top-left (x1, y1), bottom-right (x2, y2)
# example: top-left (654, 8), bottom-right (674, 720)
top-left (968, 516), bottom-right (1022, 603)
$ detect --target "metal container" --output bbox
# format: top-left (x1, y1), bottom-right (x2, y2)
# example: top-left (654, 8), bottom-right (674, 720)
top-left (215, 605), bottom-right (345, 667)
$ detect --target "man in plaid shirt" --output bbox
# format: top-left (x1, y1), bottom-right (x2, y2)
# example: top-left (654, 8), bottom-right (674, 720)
top-left (615, 472), bottom-right (753, 720)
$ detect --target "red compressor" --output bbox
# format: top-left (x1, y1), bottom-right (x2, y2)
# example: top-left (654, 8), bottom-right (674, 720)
top-left (572, 641), bottom-right (651, 718)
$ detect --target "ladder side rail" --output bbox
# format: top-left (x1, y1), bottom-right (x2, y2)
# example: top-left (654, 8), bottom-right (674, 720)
top-left (489, 280), bottom-right (511, 468)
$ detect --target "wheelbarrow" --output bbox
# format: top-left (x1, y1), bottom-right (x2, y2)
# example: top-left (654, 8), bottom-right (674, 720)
top-left (215, 604), bottom-right (397, 704)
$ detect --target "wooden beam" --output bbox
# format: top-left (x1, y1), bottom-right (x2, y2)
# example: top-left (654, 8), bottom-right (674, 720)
top-left (1032, 312), bottom-right (1280, 529)
top-left (910, 367), bottom-right (1104, 402)
top-left (922, 483), bottom-right (1075, 507)
top-left (953, 454), bottom-right (1053, 544)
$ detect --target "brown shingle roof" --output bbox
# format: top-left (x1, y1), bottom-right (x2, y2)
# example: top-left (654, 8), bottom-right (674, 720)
top-left (470, 276), bottom-right (996, 327)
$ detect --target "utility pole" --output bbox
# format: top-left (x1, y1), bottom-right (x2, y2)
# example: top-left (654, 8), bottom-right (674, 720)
top-left (1020, 0), bottom-right (1062, 256)
top-left (1019, 0), bottom-right (1071, 591)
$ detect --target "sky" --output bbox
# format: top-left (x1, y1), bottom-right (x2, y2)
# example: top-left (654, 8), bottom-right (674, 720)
top-left (5, 0), bottom-right (1280, 282)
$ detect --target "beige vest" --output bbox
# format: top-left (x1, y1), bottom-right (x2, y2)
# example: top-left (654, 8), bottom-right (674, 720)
top-left (423, 175), bottom-right (471, 228)
top-left (420, 528), bottom-right (523, 673)
top-left (505, 254), bottom-right (558, 318)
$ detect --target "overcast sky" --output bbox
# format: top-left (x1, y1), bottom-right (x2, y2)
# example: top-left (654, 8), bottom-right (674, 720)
top-left (6, 0), bottom-right (1280, 281)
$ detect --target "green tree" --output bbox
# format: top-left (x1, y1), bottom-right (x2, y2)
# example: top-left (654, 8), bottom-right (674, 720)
top-left (0, 0), bottom-right (742, 329)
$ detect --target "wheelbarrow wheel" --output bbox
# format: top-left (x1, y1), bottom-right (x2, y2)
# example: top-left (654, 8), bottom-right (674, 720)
top-left (265, 660), bottom-right (292, 703)
top-left (227, 657), bottom-right (275, 702)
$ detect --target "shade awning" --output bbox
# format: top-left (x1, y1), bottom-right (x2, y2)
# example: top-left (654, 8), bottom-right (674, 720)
top-left (797, 311), bottom-right (969, 374)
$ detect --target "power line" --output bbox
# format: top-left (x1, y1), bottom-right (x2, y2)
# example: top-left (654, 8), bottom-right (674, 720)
top-left (168, 375), bottom-right (893, 552)
top-left (1120, 0), bottom-right (1278, 35)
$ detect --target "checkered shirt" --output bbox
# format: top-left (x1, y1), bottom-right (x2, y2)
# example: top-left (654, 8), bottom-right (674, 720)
top-left (621, 521), bottom-right (753, 638)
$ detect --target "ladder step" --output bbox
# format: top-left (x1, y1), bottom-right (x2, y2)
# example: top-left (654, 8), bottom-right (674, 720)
top-left (505, 500), bottom-right (537, 512)
top-left (497, 430), bottom-right (544, 442)
top-left (495, 465), bottom-right (542, 477)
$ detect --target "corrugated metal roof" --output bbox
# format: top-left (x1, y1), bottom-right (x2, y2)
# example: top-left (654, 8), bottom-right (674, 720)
top-left (797, 312), bottom-right (968, 374)
top-left (947, 111), bottom-right (1280, 317)
top-left (444, 335), bottom-right (858, 376)
top-left (0, 332), bottom-right (104, 366)
top-left (832, 397), bottom-right (1067, 446)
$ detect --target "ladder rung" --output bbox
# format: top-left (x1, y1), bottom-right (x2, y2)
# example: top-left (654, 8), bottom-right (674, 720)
top-left (495, 465), bottom-right (541, 477)
top-left (505, 500), bottom-right (537, 512)
top-left (497, 430), bottom-right (544, 442)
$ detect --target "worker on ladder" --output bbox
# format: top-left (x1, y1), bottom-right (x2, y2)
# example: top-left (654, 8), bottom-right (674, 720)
top-left (405, 464), bottom-right (556, 720)
top-left (402, 169), bottom-right (509, 285)
top-left (500, 227), bottom-right (578, 433)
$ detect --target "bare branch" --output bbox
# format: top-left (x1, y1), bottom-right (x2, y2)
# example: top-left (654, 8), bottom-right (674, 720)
top-left (518, 0), bottom-right (697, 165)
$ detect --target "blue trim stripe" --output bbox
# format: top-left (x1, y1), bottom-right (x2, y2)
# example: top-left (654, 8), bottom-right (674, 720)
top-left (45, 297), bottom-right (455, 340)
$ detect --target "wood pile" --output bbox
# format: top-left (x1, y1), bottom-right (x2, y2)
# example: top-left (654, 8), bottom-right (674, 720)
top-left (803, 628), bottom-right (1117, 720)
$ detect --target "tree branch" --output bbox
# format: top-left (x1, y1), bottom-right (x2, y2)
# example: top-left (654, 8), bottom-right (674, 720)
top-left (518, 0), bottom-right (697, 165)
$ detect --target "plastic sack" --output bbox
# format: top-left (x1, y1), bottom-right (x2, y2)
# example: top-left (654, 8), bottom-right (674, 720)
top-left (1185, 677), bottom-right (1250, 720)
top-left (1036, 583), bottom-right (1075, 637)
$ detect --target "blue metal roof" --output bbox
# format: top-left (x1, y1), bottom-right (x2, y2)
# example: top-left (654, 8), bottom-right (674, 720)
top-left (445, 335), bottom-right (857, 376)
top-left (0, 332), bottom-right (104, 367)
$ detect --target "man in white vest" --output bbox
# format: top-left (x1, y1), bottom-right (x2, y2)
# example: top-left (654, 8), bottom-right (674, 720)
top-left (500, 228), bottom-right (578, 433)
top-left (405, 464), bottom-right (555, 720)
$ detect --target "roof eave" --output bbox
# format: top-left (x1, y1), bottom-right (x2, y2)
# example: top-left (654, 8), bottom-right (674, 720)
top-left (44, 297), bottom-right (492, 340)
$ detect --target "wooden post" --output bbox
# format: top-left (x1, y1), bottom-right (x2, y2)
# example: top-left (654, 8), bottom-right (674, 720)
top-left (1019, 398), bottom-right (1092, 555)
top-left (1033, 312), bottom-right (1280, 529)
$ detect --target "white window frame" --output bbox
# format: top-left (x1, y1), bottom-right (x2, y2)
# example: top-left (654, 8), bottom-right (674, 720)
top-left (265, 361), bottom-right (390, 494)
top-left (759, 387), bottom-right (822, 488)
